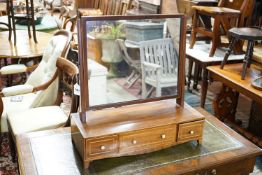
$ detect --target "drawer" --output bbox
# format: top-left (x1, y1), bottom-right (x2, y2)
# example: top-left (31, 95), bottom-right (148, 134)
top-left (120, 125), bottom-right (177, 152)
top-left (177, 121), bottom-right (204, 142)
top-left (183, 157), bottom-right (255, 175)
top-left (86, 135), bottom-right (118, 158)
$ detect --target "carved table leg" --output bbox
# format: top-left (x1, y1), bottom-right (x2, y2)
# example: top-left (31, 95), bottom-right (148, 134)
top-left (213, 85), bottom-right (239, 122)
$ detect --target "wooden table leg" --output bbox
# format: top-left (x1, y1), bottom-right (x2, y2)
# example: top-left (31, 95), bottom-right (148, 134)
top-left (187, 59), bottom-right (193, 91)
top-left (193, 64), bottom-right (201, 90)
top-left (200, 68), bottom-right (208, 108)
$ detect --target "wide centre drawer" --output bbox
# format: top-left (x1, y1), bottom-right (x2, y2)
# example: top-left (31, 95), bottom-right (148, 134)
top-left (85, 135), bottom-right (118, 159)
top-left (177, 120), bottom-right (204, 143)
top-left (119, 125), bottom-right (177, 153)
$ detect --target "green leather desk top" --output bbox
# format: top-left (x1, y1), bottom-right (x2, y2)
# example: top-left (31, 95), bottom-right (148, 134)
top-left (29, 121), bottom-right (242, 175)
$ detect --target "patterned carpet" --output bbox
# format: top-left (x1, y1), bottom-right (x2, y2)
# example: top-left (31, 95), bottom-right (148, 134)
top-left (0, 133), bottom-right (18, 175)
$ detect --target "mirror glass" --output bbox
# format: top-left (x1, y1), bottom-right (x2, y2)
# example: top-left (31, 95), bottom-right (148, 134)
top-left (85, 17), bottom-right (182, 107)
top-left (252, 77), bottom-right (262, 90)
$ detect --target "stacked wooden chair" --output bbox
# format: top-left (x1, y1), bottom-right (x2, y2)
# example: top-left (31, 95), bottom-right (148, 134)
top-left (189, 0), bottom-right (254, 57)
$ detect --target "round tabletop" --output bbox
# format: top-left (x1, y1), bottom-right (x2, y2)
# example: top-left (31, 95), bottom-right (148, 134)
top-left (0, 30), bottom-right (53, 59)
top-left (0, 15), bottom-right (59, 32)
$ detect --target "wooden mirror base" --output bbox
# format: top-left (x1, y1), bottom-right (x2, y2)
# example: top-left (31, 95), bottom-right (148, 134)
top-left (71, 99), bottom-right (205, 169)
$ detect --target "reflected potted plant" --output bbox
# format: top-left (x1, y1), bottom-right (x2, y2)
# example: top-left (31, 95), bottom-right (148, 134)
top-left (90, 22), bottom-right (124, 78)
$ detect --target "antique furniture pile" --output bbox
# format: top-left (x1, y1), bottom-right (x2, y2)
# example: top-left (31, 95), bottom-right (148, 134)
top-left (0, 1), bottom-right (262, 175)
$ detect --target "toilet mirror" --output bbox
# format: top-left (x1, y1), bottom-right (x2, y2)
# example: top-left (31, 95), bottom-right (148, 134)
top-left (77, 15), bottom-right (186, 110)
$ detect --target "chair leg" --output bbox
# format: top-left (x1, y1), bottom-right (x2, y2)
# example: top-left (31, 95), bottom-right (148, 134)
top-left (127, 74), bottom-right (140, 89)
top-left (142, 80), bottom-right (147, 99)
top-left (7, 14), bottom-right (12, 41)
top-left (125, 71), bottom-right (135, 85)
top-left (193, 63), bottom-right (200, 90)
top-left (189, 11), bottom-right (199, 49)
top-left (31, 0), bottom-right (37, 43)
top-left (156, 86), bottom-right (161, 97)
top-left (209, 16), bottom-right (221, 57)
top-left (25, 0), bottom-right (31, 39)
top-left (10, 4), bottom-right (16, 45)
top-left (221, 37), bottom-right (236, 69)
top-left (241, 40), bottom-right (254, 80)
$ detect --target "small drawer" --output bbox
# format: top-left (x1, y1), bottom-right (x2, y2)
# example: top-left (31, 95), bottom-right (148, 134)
top-left (120, 125), bottom-right (176, 152)
top-left (86, 135), bottom-right (118, 157)
top-left (177, 121), bottom-right (204, 142)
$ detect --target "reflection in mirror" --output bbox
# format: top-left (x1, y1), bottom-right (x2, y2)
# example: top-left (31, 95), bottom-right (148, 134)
top-left (252, 76), bottom-right (262, 91)
top-left (86, 18), bottom-right (181, 107)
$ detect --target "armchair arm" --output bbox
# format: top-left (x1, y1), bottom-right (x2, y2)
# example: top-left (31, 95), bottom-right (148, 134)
top-left (0, 64), bottom-right (38, 75)
top-left (0, 64), bottom-right (26, 75)
top-left (142, 62), bottom-right (162, 81)
top-left (0, 69), bottom-right (58, 97)
top-left (142, 62), bottom-right (161, 70)
top-left (1, 84), bottom-right (34, 97)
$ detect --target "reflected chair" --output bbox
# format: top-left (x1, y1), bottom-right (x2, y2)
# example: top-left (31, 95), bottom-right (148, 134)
top-left (116, 39), bottom-right (141, 88)
top-left (189, 0), bottom-right (254, 57)
top-left (140, 38), bottom-right (178, 98)
top-left (0, 30), bottom-right (71, 133)
top-left (6, 58), bottom-right (78, 159)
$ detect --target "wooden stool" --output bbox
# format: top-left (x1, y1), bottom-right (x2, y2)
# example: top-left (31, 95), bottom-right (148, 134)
top-left (221, 27), bottom-right (262, 80)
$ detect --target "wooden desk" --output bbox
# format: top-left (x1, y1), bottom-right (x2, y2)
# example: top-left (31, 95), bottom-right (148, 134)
top-left (16, 107), bottom-right (261, 175)
top-left (207, 63), bottom-right (262, 104)
top-left (207, 63), bottom-right (262, 146)
top-left (0, 30), bottom-right (52, 59)
top-left (186, 42), bottom-right (244, 107)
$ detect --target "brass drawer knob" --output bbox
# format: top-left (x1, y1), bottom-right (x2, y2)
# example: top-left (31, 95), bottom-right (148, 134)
top-left (132, 140), bottom-right (137, 144)
top-left (100, 146), bottom-right (106, 150)
top-left (189, 130), bottom-right (194, 135)
top-left (161, 134), bottom-right (166, 139)
top-left (211, 169), bottom-right (217, 175)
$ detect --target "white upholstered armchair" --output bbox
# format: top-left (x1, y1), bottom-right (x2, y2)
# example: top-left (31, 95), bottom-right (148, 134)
top-left (139, 38), bottom-right (178, 99)
top-left (0, 30), bottom-right (71, 132)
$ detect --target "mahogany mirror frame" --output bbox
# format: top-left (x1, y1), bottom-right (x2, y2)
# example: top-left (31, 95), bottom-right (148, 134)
top-left (77, 14), bottom-right (187, 112)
